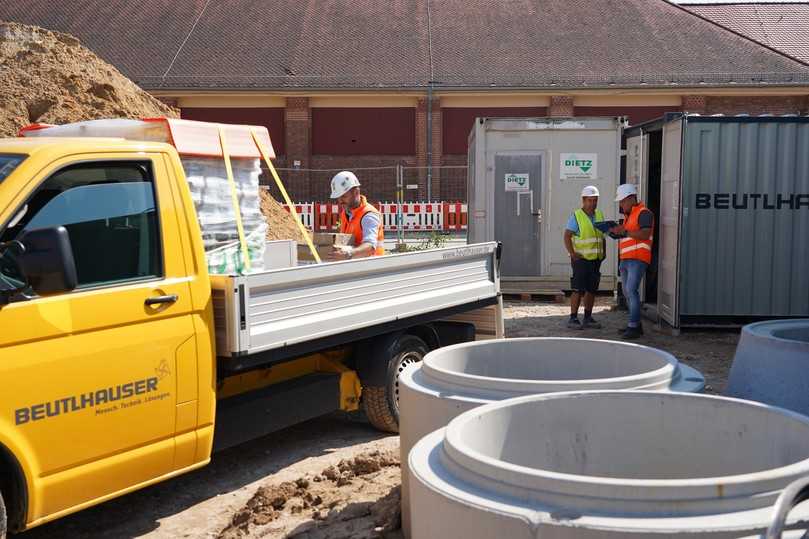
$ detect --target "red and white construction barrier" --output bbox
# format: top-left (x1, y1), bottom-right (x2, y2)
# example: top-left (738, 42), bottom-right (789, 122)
top-left (282, 202), bottom-right (468, 232)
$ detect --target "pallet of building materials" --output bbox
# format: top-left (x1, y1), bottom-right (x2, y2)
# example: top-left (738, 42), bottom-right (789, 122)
top-left (21, 118), bottom-right (275, 275)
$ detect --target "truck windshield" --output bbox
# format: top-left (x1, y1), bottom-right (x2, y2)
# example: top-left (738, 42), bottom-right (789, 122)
top-left (0, 154), bottom-right (26, 183)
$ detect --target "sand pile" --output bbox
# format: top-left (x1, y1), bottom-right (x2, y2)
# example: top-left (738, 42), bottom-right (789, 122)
top-left (260, 187), bottom-right (310, 243)
top-left (0, 20), bottom-right (304, 244)
top-left (0, 21), bottom-right (177, 137)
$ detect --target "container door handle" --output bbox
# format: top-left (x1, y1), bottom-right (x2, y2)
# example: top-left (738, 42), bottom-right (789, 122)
top-left (145, 294), bottom-right (179, 306)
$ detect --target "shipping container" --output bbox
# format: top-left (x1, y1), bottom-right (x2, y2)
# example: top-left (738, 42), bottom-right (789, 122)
top-left (625, 114), bottom-right (809, 328)
top-left (467, 117), bottom-right (625, 294)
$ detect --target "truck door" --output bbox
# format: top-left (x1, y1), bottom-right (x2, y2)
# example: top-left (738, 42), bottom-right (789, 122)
top-left (0, 154), bottom-right (194, 522)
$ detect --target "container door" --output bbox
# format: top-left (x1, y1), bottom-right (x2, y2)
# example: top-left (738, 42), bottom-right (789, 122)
top-left (493, 153), bottom-right (542, 277)
top-left (626, 133), bottom-right (650, 302)
top-left (658, 120), bottom-right (683, 326)
top-left (626, 133), bottom-right (649, 204)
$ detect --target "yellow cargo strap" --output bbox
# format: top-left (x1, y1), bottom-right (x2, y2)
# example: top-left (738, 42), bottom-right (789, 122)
top-left (251, 129), bottom-right (321, 263)
top-left (218, 127), bottom-right (251, 271)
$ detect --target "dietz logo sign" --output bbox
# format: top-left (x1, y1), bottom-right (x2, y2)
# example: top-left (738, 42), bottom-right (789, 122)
top-left (564, 159), bottom-right (593, 172)
top-left (560, 153), bottom-right (597, 180)
top-left (504, 173), bottom-right (530, 192)
top-left (695, 193), bottom-right (809, 210)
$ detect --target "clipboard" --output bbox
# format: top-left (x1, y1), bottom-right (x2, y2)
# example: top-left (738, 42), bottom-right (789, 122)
top-left (594, 220), bottom-right (619, 233)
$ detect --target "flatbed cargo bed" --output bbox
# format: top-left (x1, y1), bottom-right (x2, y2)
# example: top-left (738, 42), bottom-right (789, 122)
top-left (211, 242), bottom-right (501, 370)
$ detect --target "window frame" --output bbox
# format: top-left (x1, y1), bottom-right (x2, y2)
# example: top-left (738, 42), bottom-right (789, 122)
top-left (0, 158), bottom-right (166, 296)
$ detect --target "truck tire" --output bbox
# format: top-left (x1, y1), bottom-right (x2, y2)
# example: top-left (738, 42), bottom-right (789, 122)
top-left (363, 334), bottom-right (429, 433)
top-left (0, 490), bottom-right (6, 539)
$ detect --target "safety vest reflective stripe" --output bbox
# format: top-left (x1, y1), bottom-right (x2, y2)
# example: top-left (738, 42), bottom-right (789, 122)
top-left (619, 243), bottom-right (652, 255)
top-left (619, 203), bottom-right (653, 263)
top-left (574, 237), bottom-right (601, 245)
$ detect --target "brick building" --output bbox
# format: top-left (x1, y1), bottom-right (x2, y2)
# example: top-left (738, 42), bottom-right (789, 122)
top-left (4, 0), bottom-right (809, 201)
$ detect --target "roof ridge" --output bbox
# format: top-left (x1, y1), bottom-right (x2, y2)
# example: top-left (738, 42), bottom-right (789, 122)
top-left (666, 0), bottom-right (809, 67)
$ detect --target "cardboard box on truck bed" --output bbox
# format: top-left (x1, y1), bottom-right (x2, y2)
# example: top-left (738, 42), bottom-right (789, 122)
top-left (298, 233), bottom-right (353, 262)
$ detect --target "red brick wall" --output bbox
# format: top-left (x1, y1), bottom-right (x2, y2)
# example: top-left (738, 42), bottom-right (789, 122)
top-left (704, 96), bottom-right (808, 115)
top-left (442, 107), bottom-right (549, 155)
top-left (265, 155), bottom-right (418, 202)
top-left (415, 97), bottom-right (442, 198)
top-left (681, 95), bottom-right (707, 114)
top-left (429, 99), bottom-right (443, 199)
top-left (574, 106), bottom-right (681, 126)
top-left (285, 97), bottom-right (311, 169)
top-left (180, 107), bottom-right (285, 155)
top-left (549, 96), bottom-right (574, 117)
top-left (261, 93), bottom-right (809, 204)
top-left (314, 155), bottom-right (416, 201)
top-left (311, 108), bottom-right (416, 155)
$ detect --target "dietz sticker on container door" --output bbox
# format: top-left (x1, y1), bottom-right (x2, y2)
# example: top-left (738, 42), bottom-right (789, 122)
top-left (561, 154), bottom-right (597, 180)
top-left (505, 173), bottom-right (530, 192)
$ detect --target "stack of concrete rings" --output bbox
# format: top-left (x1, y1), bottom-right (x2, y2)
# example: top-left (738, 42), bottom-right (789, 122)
top-left (399, 337), bottom-right (706, 537)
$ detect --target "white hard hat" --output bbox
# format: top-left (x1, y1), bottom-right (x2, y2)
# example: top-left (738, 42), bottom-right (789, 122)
top-left (330, 171), bottom-right (360, 199)
top-left (615, 183), bottom-right (638, 202)
top-left (581, 185), bottom-right (600, 197)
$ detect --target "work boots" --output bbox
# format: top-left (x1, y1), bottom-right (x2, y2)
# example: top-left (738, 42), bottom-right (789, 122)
top-left (582, 316), bottom-right (602, 329)
top-left (618, 324), bottom-right (644, 339)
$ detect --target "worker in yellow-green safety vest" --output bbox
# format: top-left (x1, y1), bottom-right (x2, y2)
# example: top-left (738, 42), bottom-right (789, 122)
top-left (563, 185), bottom-right (606, 330)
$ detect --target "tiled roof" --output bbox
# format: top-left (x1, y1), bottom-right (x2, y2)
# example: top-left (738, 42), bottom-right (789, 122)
top-left (684, 2), bottom-right (809, 64)
top-left (1, 0), bottom-right (808, 90)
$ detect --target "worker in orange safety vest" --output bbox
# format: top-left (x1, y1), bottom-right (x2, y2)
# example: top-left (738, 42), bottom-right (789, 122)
top-left (328, 171), bottom-right (385, 260)
top-left (609, 183), bottom-right (654, 339)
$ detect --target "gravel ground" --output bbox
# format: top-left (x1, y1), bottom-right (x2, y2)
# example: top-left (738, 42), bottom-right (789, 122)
top-left (504, 298), bottom-right (740, 394)
top-left (24, 299), bottom-right (741, 538)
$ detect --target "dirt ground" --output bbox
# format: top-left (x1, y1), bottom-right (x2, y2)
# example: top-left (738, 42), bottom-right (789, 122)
top-left (24, 299), bottom-right (740, 538)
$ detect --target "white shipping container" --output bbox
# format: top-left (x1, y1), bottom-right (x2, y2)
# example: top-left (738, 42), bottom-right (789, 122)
top-left (467, 117), bottom-right (625, 294)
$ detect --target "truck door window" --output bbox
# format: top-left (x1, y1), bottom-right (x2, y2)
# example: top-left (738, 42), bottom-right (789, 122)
top-left (0, 154), bottom-right (25, 183)
top-left (0, 161), bottom-right (163, 290)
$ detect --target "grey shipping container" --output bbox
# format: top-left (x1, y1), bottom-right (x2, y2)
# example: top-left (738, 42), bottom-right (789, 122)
top-left (625, 114), bottom-right (809, 328)
top-left (467, 117), bottom-right (625, 295)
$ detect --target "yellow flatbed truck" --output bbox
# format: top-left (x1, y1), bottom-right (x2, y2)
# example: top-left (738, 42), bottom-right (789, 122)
top-left (0, 137), bottom-right (502, 535)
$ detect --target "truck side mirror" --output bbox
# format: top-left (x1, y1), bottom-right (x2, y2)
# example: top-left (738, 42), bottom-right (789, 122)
top-left (17, 226), bottom-right (78, 296)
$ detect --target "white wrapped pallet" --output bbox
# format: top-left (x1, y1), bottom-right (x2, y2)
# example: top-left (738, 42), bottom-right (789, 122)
top-left (22, 118), bottom-right (276, 274)
top-left (181, 156), bottom-right (267, 274)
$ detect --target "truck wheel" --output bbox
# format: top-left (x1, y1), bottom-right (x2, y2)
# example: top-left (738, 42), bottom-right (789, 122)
top-left (0, 490), bottom-right (6, 539)
top-left (363, 334), bottom-right (429, 433)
